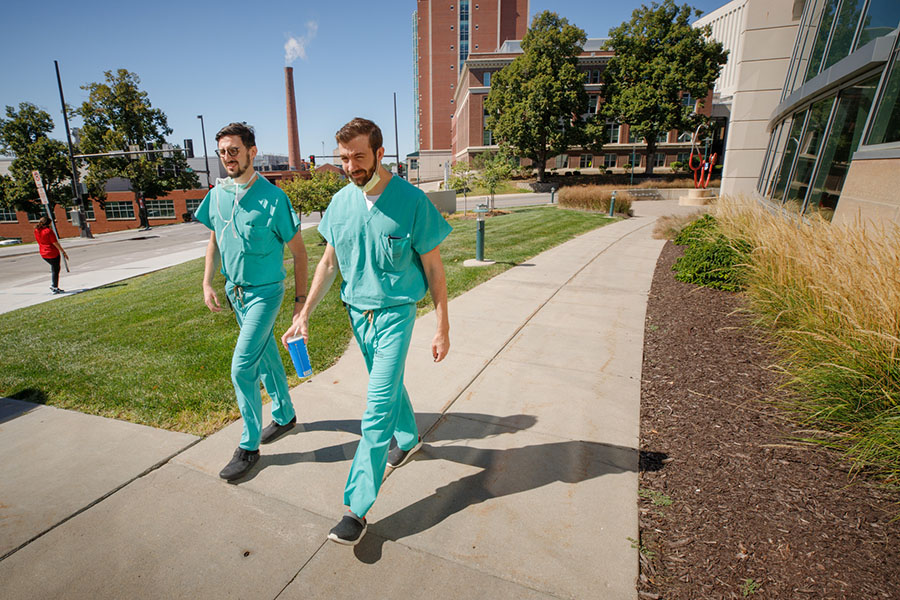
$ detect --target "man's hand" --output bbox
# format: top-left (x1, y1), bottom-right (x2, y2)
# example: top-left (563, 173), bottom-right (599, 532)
top-left (432, 330), bottom-right (450, 362)
top-left (203, 283), bottom-right (221, 312)
top-left (281, 312), bottom-right (309, 349)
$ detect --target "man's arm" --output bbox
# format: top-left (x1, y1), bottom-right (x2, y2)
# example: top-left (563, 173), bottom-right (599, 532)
top-left (202, 232), bottom-right (221, 312)
top-left (281, 243), bottom-right (338, 349)
top-left (286, 229), bottom-right (309, 320)
top-left (420, 246), bottom-right (450, 362)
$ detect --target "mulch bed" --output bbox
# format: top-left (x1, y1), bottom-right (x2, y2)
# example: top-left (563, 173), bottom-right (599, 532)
top-left (638, 241), bottom-right (900, 599)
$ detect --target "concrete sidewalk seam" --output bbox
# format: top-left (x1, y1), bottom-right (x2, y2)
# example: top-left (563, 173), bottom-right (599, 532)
top-left (392, 218), bottom-right (656, 474)
top-left (274, 538), bottom-right (329, 600)
top-left (0, 435), bottom-right (204, 563)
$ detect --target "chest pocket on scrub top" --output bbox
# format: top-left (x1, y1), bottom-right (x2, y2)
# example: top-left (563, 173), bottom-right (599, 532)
top-left (241, 219), bottom-right (276, 256)
top-left (377, 233), bottom-right (412, 271)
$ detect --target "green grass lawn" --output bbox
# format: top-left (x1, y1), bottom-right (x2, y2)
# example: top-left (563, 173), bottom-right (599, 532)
top-left (0, 206), bottom-right (614, 436)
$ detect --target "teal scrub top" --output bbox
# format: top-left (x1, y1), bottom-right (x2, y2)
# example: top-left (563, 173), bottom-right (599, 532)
top-left (318, 175), bottom-right (452, 310)
top-left (195, 174), bottom-right (301, 287)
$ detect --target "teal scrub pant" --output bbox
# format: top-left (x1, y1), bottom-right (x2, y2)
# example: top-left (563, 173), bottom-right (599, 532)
top-left (226, 281), bottom-right (296, 451)
top-left (344, 302), bottom-right (419, 518)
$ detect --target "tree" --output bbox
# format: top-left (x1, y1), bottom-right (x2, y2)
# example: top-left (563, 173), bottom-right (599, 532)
top-left (0, 102), bottom-right (72, 211)
top-left (448, 161), bottom-right (477, 213)
top-left (484, 11), bottom-right (589, 183)
top-left (473, 150), bottom-right (514, 209)
top-left (280, 169), bottom-right (345, 217)
top-left (77, 69), bottom-right (197, 206)
top-left (601, 0), bottom-right (728, 176)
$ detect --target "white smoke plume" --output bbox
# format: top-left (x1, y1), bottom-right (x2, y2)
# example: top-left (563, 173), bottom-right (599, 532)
top-left (285, 21), bottom-right (319, 65)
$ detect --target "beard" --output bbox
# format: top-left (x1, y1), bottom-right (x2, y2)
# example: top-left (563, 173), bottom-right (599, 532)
top-left (225, 157), bottom-right (250, 179)
top-left (349, 162), bottom-right (377, 187)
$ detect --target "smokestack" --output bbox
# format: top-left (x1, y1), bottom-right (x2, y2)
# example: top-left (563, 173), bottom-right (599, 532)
top-left (285, 67), bottom-right (301, 171)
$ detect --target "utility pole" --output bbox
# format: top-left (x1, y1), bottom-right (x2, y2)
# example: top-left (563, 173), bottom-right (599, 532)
top-left (393, 92), bottom-right (401, 177)
top-left (55, 60), bottom-right (92, 238)
top-left (197, 115), bottom-right (211, 188)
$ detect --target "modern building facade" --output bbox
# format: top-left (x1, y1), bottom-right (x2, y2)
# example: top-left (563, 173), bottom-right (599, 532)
top-left (756, 0), bottom-right (900, 226)
top-left (412, 0), bottom-right (529, 181)
top-left (448, 39), bottom-right (711, 174)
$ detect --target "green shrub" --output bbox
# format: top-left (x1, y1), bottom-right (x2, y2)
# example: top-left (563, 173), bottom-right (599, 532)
top-left (672, 214), bottom-right (748, 292)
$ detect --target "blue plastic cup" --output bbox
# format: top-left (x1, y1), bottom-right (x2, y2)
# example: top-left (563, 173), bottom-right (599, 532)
top-left (286, 335), bottom-right (313, 378)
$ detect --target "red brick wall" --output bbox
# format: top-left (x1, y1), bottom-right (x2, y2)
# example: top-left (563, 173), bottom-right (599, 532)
top-left (0, 188), bottom-right (208, 243)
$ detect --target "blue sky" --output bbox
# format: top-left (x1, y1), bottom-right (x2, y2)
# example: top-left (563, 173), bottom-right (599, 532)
top-left (1, 0), bottom-right (727, 162)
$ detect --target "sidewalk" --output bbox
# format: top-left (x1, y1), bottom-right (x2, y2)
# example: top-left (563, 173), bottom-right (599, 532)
top-left (0, 200), bottom-right (704, 599)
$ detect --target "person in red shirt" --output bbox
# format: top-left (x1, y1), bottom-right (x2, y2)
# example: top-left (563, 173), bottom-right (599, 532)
top-left (34, 216), bottom-right (69, 294)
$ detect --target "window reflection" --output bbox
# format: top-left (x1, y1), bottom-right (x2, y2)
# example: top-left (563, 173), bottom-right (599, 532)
top-left (784, 96), bottom-right (836, 211)
top-left (772, 112), bottom-right (807, 202)
top-left (868, 49), bottom-right (900, 144)
top-left (856, 0), bottom-right (900, 50)
top-left (823, 0), bottom-right (865, 72)
top-left (805, 76), bottom-right (879, 220)
top-left (806, 0), bottom-right (837, 82)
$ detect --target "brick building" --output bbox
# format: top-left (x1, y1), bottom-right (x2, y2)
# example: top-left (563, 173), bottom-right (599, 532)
top-left (412, 0), bottom-right (529, 181)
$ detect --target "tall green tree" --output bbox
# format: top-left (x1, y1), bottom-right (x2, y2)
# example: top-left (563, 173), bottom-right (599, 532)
top-left (0, 102), bottom-right (72, 211)
top-left (484, 11), bottom-right (589, 183)
top-left (77, 69), bottom-right (197, 205)
top-left (602, 0), bottom-right (727, 175)
top-left (280, 169), bottom-right (345, 217)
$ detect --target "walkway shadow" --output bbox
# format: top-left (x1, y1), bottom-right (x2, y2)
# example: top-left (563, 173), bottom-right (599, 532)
top-left (353, 417), bottom-right (637, 563)
top-left (249, 412), bottom-right (539, 475)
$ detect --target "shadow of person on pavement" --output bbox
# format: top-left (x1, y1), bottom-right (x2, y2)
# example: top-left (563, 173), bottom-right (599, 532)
top-left (249, 412), bottom-right (539, 475)
top-left (352, 416), bottom-right (637, 563)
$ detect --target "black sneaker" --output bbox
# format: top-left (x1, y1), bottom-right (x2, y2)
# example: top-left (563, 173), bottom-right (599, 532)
top-left (51, 286), bottom-right (65, 294)
top-left (260, 416), bottom-right (297, 444)
top-left (327, 513), bottom-right (367, 546)
top-left (219, 447), bottom-right (260, 481)
top-left (387, 436), bottom-right (423, 468)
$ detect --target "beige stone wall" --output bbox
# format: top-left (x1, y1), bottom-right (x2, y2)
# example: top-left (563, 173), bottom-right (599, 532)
top-left (832, 159), bottom-right (900, 228)
top-left (720, 0), bottom-right (802, 198)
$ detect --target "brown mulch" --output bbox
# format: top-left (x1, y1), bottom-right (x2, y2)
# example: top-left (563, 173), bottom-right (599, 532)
top-left (638, 241), bottom-right (900, 600)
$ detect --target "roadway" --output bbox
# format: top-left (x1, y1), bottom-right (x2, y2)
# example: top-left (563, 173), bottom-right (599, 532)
top-left (0, 191), bottom-right (553, 315)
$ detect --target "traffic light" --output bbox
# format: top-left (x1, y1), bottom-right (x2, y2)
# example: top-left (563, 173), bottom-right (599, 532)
top-left (397, 163), bottom-right (404, 178)
top-left (157, 164), bottom-right (165, 177)
top-left (183, 139), bottom-right (195, 159)
top-left (309, 154), bottom-right (316, 168)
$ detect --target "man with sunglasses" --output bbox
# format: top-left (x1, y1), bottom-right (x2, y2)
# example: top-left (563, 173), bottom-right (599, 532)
top-left (282, 117), bottom-right (451, 545)
top-left (194, 122), bottom-right (309, 482)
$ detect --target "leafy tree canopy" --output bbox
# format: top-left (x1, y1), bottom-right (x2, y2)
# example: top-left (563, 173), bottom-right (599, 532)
top-left (0, 102), bottom-right (71, 210)
top-left (602, 0), bottom-right (727, 175)
top-left (485, 11), bottom-right (589, 182)
top-left (280, 169), bottom-right (346, 217)
top-left (77, 69), bottom-right (197, 201)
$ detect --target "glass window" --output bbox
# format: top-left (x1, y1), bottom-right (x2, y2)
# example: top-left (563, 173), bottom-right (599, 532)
top-left (657, 131), bottom-right (669, 144)
top-left (604, 153), bottom-right (617, 168)
top-left (66, 202), bottom-right (96, 221)
top-left (607, 121), bottom-right (620, 143)
top-left (145, 200), bottom-right (175, 219)
top-left (579, 154), bottom-right (592, 168)
top-left (761, 119), bottom-right (789, 196)
top-left (483, 71), bottom-right (491, 86)
top-left (587, 95), bottom-right (599, 114)
top-left (868, 50), bottom-right (900, 144)
top-left (772, 111), bottom-right (808, 202)
top-left (654, 153), bottom-right (666, 167)
top-left (677, 131), bottom-right (692, 143)
top-left (185, 198), bottom-right (203, 215)
top-left (410, 159), bottom-right (418, 170)
top-left (784, 95), bottom-right (836, 210)
top-left (26, 205), bottom-right (45, 221)
top-left (823, 0), bottom-right (866, 71)
top-left (805, 76), bottom-right (879, 219)
top-left (676, 152), bottom-right (690, 165)
top-left (105, 201), bottom-right (135, 220)
top-left (681, 93), bottom-right (693, 107)
top-left (482, 128), bottom-right (493, 145)
top-left (856, 0), bottom-right (900, 49)
top-left (0, 206), bottom-right (18, 222)
top-left (806, 0), bottom-right (838, 81)
top-left (555, 154), bottom-right (567, 169)
top-left (628, 127), bottom-right (644, 144)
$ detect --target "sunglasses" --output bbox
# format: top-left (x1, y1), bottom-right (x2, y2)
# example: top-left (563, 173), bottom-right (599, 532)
top-left (216, 147), bottom-right (242, 158)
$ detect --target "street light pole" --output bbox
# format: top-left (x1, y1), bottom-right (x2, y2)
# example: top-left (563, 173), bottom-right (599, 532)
top-left (54, 60), bottom-right (92, 238)
top-left (393, 92), bottom-right (401, 177)
top-left (197, 115), bottom-right (211, 188)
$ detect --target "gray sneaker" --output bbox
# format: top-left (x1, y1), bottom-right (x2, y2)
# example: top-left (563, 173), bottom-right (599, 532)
top-left (387, 436), bottom-right (423, 468)
top-left (327, 513), bottom-right (367, 546)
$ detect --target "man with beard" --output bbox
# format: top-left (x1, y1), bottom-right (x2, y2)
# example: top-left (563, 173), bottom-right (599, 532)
top-left (282, 117), bottom-right (451, 545)
top-left (195, 122), bottom-right (309, 482)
